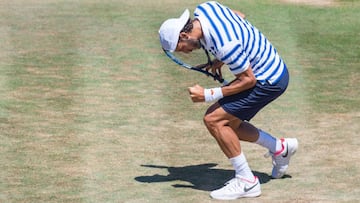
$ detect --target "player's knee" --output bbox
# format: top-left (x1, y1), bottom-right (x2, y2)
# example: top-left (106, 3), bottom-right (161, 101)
top-left (204, 103), bottom-right (220, 127)
top-left (203, 112), bottom-right (221, 132)
top-left (203, 113), bottom-right (214, 129)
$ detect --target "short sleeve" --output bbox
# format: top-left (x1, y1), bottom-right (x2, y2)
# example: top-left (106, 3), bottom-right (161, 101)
top-left (217, 42), bottom-right (250, 75)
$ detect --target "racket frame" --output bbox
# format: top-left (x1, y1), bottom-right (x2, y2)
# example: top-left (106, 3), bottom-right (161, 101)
top-left (163, 49), bottom-right (228, 85)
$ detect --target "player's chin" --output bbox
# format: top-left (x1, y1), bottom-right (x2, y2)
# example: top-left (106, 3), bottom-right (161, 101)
top-left (185, 47), bottom-right (200, 53)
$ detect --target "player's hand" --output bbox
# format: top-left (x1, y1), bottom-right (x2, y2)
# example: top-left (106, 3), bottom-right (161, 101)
top-left (206, 59), bottom-right (224, 81)
top-left (188, 84), bottom-right (205, 102)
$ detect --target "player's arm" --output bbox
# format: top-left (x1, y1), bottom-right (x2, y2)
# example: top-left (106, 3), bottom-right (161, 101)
top-left (221, 65), bottom-right (256, 96)
top-left (232, 10), bottom-right (246, 19)
top-left (188, 65), bottom-right (256, 103)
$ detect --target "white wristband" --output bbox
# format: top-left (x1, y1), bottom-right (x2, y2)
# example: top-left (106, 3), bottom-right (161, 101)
top-left (204, 87), bottom-right (223, 102)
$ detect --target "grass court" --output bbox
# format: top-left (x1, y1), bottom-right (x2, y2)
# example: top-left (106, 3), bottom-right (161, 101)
top-left (0, 0), bottom-right (359, 202)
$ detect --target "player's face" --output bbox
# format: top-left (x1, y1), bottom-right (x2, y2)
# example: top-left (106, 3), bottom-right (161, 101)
top-left (175, 34), bottom-right (201, 53)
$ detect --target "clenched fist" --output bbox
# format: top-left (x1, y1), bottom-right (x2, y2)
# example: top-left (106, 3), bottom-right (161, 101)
top-left (188, 84), bottom-right (205, 102)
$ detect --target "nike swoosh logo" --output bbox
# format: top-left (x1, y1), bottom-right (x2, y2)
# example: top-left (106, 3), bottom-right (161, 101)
top-left (282, 142), bottom-right (289, 158)
top-left (244, 181), bottom-right (259, 192)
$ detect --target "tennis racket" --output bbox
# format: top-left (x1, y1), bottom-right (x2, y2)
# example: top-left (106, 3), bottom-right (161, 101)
top-left (163, 49), bottom-right (229, 85)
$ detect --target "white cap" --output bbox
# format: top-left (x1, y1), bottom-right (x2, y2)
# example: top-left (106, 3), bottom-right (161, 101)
top-left (159, 9), bottom-right (190, 52)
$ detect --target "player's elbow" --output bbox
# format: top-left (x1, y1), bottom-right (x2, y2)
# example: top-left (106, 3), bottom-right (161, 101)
top-left (243, 71), bottom-right (257, 88)
top-left (246, 76), bottom-right (257, 89)
top-left (233, 10), bottom-right (246, 19)
top-left (235, 66), bottom-right (257, 89)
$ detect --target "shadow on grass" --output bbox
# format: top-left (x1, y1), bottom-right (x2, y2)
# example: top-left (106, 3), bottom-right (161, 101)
top-left (135, 163), bottom-right (284, 191)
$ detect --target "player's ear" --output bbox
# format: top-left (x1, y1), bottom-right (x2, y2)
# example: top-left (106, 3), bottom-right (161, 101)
top-left (179, 32), bottom-right (189, 41)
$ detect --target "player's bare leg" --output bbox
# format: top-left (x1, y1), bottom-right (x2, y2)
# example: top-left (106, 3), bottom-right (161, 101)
top-left (203, 103), bottom-right (261, 200)
top-left (203, 103), bottom-right (241, 158)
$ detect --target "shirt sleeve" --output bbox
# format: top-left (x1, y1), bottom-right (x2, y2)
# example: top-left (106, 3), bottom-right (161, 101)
top-left (217, 42), bottom-right (250, 75)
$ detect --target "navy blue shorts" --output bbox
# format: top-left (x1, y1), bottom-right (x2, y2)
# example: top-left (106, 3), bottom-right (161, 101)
top-left (218, 68), bottom-right (289, 121)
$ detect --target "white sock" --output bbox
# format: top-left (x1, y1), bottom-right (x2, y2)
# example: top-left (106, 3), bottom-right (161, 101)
top-left (230, 153), bottom-right (254, 180)
top-left (256, 129), bottom-right (282, 153)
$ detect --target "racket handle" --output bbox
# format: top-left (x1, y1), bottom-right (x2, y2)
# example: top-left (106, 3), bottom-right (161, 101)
top-left (221, 80), bottom-right (229, 85)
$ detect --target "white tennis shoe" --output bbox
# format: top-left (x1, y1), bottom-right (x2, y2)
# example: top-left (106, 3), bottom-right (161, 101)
top-left (266, 138), bottom-right (298, 179)
top-left (210, 176), bottom-right (261, 200)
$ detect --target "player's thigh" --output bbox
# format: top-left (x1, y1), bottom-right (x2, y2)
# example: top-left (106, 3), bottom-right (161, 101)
top-left (204, 102), bottom-right (241, 126)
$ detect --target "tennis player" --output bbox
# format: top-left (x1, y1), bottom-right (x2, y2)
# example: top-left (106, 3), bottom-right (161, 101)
top-left (159, 1), bottom-right (298, 200)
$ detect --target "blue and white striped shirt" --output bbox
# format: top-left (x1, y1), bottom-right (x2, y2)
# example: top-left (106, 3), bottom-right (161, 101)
top-left (194, 1), bottom-right (286, 84)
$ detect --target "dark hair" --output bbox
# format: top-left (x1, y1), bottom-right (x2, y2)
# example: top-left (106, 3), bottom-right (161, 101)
top-left (180, 18), bottom-right (193, 33)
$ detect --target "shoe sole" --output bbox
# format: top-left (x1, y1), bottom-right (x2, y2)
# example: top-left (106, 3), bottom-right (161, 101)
top-left (210, 190), bottom-right (261, 200)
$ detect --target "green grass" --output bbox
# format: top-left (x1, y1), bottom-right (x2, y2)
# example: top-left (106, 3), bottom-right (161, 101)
top-left (0, 0), bottom-right (359, 202)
